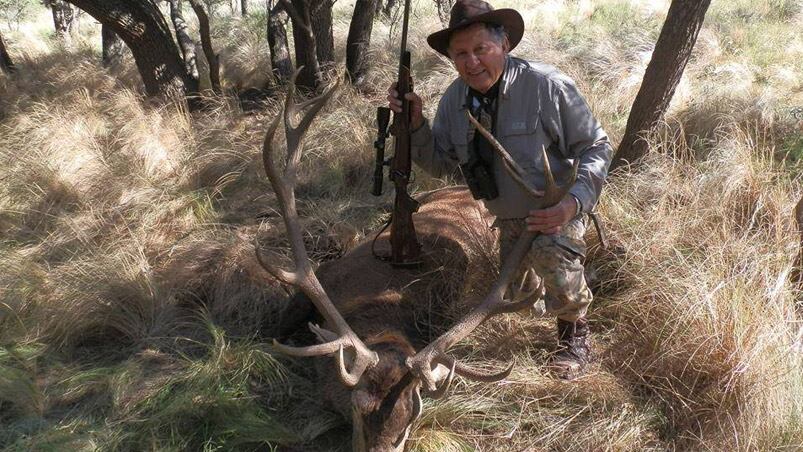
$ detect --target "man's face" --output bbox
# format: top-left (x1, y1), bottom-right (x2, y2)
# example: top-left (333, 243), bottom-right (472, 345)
top-left (447, 23), bottom-right (509, 94)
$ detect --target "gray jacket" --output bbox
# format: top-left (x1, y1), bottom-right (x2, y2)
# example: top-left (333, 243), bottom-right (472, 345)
top-left (410, 56), bottom-right (612, 219)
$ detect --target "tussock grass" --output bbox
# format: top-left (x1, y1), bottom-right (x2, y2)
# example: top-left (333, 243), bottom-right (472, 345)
top-left (0, 343), bottom-right (45, 419)
top-left (1, 0), bottom-right (803, 450)
top-left (593, 124), bottom-right (803, 449)
top-left (100, 320), bottom-right (298, 451)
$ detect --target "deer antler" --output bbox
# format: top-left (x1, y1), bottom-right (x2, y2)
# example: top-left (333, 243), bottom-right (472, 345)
top-left (255, 69), bottom-right (379, 387)
top-left (406, 110), bottom-right (579, 394)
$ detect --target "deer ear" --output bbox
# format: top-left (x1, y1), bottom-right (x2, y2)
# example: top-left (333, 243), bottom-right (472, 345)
top-left (392, 385), bottom-right (422, 450)
top-left (411, 385), bottom-right (423, 421)
top-left (352, 388), bottom-right (378, 413)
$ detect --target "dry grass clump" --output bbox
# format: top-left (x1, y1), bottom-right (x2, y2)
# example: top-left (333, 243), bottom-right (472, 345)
top-left (157, 228), bottom-right (292, 336)
top-left (0, 66), bottom-right (291, 353)
top-left (0, 343), bottom-right (45, 420)
top-left (38, 244), bottom-right (170, 349)
top-left (216, 14), bottom-right (273, 90)
top-left (99, 321), bottom-right (298, 451)
top-left (595, 123), bottom-right (803, 449)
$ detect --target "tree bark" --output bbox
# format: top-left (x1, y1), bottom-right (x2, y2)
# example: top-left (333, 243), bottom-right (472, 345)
top-left (794, 196), bottom-right (803, 289)
top-left (241, 0), bottom-right (248, 15)
top-left (187, 0), bottom-right (221, 94)
top-left (310, 0), bottom-right (334, 68)
top-left (167, 0), bottom-right (199, 82)
top-left (285, 0), bottom-right (321, 90)
top-left (609, 0), bottom-right (712, 171)
top-left (50, 0), bottom-right (76, 44)
top-left (64, 0), bottom-right (198, 100)
top-left (346, 0), bottom-right (377, 84)
top-left (101, 24), bottom-right (124, 67)
top-left (267, 0), bottom-right (292, 83)
top-left (0, 29), bottom-right (16, 74)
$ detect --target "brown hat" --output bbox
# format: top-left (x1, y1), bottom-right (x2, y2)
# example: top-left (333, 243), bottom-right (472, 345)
top-left (427, 0), bottom-right (524, 58)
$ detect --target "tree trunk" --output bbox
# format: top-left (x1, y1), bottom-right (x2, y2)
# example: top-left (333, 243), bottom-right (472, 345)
top-left (794, 196), bottom-right (803, 289)
top-left (609, 0), bottom-right (712, 171)
top-left (241, 0), bottom-right (248, 15)
top-left (346, 0), bottom-right (377, 84)
top-left (267, 0), bottom-right (292, 83)
top-left (50, 0), bottom-right (75, 44)
top-left (187, 0), bottom-right (221, 94)
top-left (310, 0), bottom-right (334, 68)
top-left (0, 29), bottom-right (16, 74)
top-left (435, 0), bottom-right (454, 26)
top-left (167, 0), bottom-right (199, 82)
top-left (101, 24), bottom-right (124, 67)
top-left (285, 0), bottom-right (320, 90)
top-left (64, 0), bottom-right (198, 101)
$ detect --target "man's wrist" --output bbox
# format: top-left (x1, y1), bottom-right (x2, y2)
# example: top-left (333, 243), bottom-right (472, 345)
top-left (411, 118), bottom-right (426, 133)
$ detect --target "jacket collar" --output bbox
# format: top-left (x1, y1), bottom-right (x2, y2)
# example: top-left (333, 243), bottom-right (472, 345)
top-left (499, 55), bottom-right (518, 99)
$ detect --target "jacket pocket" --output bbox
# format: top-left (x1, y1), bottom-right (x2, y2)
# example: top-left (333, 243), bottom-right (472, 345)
top-left (496, 114), bottom-right (544, 170)
top-left (449, 126), bottom-right (471, 164)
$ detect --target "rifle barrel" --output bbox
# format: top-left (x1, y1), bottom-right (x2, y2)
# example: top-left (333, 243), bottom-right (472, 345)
top-left (399, 0), bottom-right (411, 64)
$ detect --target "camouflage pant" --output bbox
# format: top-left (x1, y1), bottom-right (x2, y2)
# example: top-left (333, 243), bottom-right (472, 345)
top-left (496, 216), bottom-right (592, 322)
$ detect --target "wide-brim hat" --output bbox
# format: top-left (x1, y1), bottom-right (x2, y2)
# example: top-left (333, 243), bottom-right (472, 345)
top-left (427, 0), bottom-right (524, 58)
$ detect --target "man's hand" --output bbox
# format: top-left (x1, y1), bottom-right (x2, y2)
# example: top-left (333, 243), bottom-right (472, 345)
top-left (387, 83), bottom-right (424, 130)
top-left (525, 196), bottom-right (579, 234)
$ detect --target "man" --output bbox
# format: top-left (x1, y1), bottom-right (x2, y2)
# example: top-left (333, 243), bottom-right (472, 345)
top-left (387, 0), bottom-right (612, 379)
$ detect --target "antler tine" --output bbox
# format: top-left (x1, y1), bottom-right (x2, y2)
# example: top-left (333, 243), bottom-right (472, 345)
top-left (337, 344), bottom-right (378, 387)
top-left (422, 354), bottom-right (512, 399)
top-left (256, 73), bottom-right (379, 387)
top-left (270, 337), bottom-right (375, 386)
top-left (540, 147), bottom-right (580, 208)
top-left (467, 110), bottom-right (579, 209)
top-left (541, 146), bottom-right (556, 190)
top-left (272, 338), bottom-right (343, 357)
top-left (254, 237), bottom-right (298, 287)
top-left (426, 361), bottom-right (456, 399)
top-left (454, 361), bottom-right (514, 382)
top-left (282, 68), bottom-right (341, 174)
top-left (466, 111), bottom-right (544, 200)
top-left (407, 230), bottom-right (534, 391)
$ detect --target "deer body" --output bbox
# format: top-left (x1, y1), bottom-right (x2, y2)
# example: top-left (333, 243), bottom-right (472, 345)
top-left (289, 187), bottom-right (494, 451)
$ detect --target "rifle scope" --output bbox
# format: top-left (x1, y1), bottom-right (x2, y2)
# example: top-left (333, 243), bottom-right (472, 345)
top-left (371, 107), bottom-right (391, 196)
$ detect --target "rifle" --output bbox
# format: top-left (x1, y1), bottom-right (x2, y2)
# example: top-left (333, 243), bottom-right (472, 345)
top-left (387, 0), bottom-right (421, 266)
top-left (371, 107), bottom-right (391, 197)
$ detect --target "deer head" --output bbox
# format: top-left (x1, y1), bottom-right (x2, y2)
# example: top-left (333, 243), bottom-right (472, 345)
top-left (255, 70), bottom-right (576, 450)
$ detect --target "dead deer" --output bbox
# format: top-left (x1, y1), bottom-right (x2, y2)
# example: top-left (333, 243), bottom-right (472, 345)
top-left (255, 71), bottom-right (577, 451)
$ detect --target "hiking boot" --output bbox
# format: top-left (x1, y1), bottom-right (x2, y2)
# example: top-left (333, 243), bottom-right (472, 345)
top-left (550, 317), bottom-right (591, 380)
